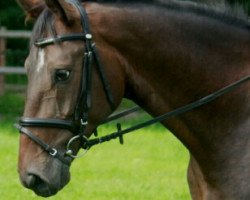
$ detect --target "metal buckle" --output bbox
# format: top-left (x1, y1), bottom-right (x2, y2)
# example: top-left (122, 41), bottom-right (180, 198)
top-left (49, 148), bottom-right (58, 157)
top-left (66, 135), bottom-right (89, 158)
top-left (81, 119), bottom-right (88, 126)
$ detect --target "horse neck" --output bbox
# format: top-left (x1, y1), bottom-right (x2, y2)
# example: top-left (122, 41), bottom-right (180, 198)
top-left (88, 3), bottom-right (250, 116)
top-left (87, 4), bottom-right (250, 194)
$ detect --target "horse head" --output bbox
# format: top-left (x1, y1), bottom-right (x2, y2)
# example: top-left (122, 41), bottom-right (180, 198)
top-left (17, 0), bottom-right (124, 197)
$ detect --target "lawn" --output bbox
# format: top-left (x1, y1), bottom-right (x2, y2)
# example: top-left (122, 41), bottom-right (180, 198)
top-left (0, 92), bottom-right (191, 200)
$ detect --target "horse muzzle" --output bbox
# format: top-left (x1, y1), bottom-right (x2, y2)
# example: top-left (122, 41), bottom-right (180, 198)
top-left (19, 158), bottom-right (70, 197)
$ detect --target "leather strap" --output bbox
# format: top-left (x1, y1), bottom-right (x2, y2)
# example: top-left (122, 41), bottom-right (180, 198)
top-left (82, 75), bottom-right (250, 149)
top-left (35, 34), bottom-right (86, 47)
top-left (15, 124), bottom-right (72, 165)
top-left (19, 117), bottom-right (76, 132)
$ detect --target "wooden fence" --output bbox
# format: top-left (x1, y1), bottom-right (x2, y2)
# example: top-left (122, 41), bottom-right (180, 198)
top-left (0, 27), bottom-right (31, 94)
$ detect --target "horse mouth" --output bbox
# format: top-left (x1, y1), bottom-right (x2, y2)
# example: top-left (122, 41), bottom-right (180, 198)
top-left (33, 183), bottom-right (58, 197)
top-left (25, 173), bottom-right (59, 197)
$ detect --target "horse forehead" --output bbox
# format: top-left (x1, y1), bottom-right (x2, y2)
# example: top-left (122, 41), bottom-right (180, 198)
top-left (32, 45), bottom-right (77, 67)
top-left (27, 41), bottom-right (84, 74)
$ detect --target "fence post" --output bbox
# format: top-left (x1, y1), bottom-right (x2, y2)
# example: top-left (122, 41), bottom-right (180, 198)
top-left (0, 27), bottom-right (6, 95)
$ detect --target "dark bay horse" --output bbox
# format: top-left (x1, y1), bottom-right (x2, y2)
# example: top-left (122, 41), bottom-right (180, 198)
top-left (16, 0), bottom-right (250, 199)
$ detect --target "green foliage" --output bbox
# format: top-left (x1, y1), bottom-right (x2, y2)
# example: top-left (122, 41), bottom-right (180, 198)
top-left (0, 1), bottom-right (30, 85)
top-left (0, 91), bottom-right (25, 124)
top-left (227, 0), bottom-right (250, 14)
top-left (0, 0), bottom-right (27, 30)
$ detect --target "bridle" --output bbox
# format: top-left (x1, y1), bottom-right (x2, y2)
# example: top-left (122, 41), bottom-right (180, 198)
top-left (15, 0), bottom-right (116, 165)
top-left (15, 0), bottom-right (250, 166)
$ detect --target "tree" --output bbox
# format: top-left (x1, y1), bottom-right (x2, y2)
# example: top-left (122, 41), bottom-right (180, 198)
top-left (0, 0), bottom-right (28, 30)
top-left (227, 0), bottom-right (250, 14)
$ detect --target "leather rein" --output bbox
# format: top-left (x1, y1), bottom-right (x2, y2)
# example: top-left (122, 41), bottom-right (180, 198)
top-left (15, 0), bottom-right (250, 166)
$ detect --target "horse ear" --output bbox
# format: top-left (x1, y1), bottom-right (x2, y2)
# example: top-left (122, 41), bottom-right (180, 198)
top-left (16, 0), bottom-right (45, 21)
top-left (44, 0), bottom-right (79, 25)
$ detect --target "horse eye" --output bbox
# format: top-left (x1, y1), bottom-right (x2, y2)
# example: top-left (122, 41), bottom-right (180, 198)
top-left (55, 69), bottom-right (71, 82)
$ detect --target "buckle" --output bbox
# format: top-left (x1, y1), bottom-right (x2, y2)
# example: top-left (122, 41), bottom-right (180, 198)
top-left (81, 119), bottom-right (88, 126)
top-left (49, 148), bottom-right (58, 157)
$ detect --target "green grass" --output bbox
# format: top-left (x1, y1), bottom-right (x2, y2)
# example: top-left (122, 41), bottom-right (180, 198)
top-left (0, 92), bottom-right (191, 200)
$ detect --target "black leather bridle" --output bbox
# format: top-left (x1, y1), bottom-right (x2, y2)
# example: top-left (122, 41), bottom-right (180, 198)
top-left (15, 0), bottom-right (250, 166)
top-left (15, 0), bottom-right (115, 165)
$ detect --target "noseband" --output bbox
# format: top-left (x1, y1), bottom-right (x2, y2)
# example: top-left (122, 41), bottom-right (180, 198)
top-left (15, 0), bottom-right (115, 165)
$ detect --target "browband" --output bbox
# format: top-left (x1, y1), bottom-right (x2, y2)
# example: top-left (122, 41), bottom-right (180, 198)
top-left (35, 33), bottom-right (87, 47)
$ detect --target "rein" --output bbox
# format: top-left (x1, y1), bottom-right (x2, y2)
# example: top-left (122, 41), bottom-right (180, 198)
top-left (14, 0), bottom-right (250, 166)
top-left (81, 75), bottom-right (250, 149)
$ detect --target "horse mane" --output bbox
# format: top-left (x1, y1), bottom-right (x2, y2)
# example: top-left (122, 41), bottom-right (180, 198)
top-left (83, 0), bottom-right (250, 29)
top-left (158, 1), bottom-right (250, 30)
top-left (30, 0), bottom-right (250, 47)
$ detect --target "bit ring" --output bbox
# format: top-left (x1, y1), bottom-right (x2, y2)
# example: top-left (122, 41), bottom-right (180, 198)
top-left (66, 135), bottom-right (89, 158)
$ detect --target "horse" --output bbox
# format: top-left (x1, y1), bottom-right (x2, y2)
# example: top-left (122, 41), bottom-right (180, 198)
top-left (16, 0), bottom-right (250, 199)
